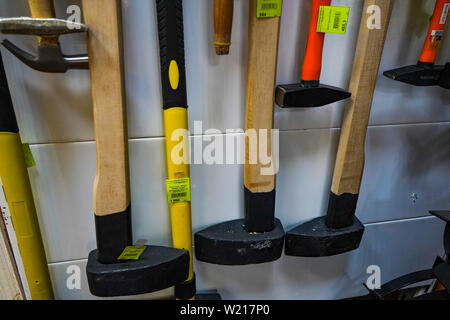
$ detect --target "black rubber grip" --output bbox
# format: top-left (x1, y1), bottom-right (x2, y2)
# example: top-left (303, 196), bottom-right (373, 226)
top-left (325, 192), bottom-right (359, 229)
top-left (0, 53), bottom-right (19, 133)
top-left (156, 0), bottom-right (188, 109)
top-left (244, 187), bottom-right (276, 233)
top-left (94, 206), bottom-right (133, 264)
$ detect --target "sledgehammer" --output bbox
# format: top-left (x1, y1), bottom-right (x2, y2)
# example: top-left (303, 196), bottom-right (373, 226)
top-left (195, 0), bottom-right (285, 265)
top-left (384, 0), bottom-right (450, 88)
top-left (285, 0), bottom-right (394, 257)
top-left (275, 0), bottom-right (351, 108)
top-left (83, 0), bottom-right (189, 297)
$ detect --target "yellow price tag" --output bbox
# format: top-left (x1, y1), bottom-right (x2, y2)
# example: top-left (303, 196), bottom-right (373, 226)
top-left (166, 178), bottom-right (191, 204)
top-left (117, 246), bottom-right (147, 260)
top-left (22, 143), bottom-right (36, 168)
top-left (317, 6), bottom-right (350, 34)
top-left (256, 0), bottom-right (282, 18)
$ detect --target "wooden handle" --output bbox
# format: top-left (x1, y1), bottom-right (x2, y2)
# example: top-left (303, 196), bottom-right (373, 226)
top-left (0, 219), bottom-right (24, 300)
top-left (331, 0), bottom-right (394, 196)
top-left (244, 0), bottom-right (281, 194)
top-left (214, 0), bottom-right (234, 55)
top-left (82, 0), bottom-right (130, 216)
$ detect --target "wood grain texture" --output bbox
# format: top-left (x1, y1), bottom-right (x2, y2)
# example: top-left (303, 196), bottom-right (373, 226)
top-left (244, 0), bottom-right (281, 193)
top-left (0, 218), bottom-right (24, 300)
top-left (82, 0), bottom-right (130, 216)
top-left (214, 0), bottom-right (234, 55)
top-left (331, 0), bottom-right (394, 195)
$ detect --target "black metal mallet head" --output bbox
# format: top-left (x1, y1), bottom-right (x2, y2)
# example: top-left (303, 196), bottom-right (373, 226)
top-left (86, 209), bottom-right (191, 297)
top-left (285, 192), bottom-right (364, 257)
top-left (276, 80), bottom-right (352, 108)
top-left (195, 189), bottom-right (285, 265)
top-left (383, 62), bottom-right (446, 87)
top-left (0, 17), bottom-right (89, 73)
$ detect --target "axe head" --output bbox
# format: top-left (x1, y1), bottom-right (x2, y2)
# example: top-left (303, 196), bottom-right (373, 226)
top-left (276, 81), bottom-right (351, 108)
top-left (194, 218), bottom-right (285, 265)
top-left (86, 246), bottom-right (189, 297)
top-left (383, 63), bottom-right (445, 87)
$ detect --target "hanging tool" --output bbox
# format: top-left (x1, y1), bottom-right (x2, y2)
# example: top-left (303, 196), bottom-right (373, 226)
top-left (365, 211), bottom-right (450, 300)
top-left (195, 0), bottom-right (285, 266)
top-left (83, 0), bottom-right (189, 298)
top-left (214, 0), bottom-right (234, 55)
top-left (0, 53), bottom-right (54, 299)
top-left (285, 0), bottom-right (394, 257)
top-left (275, 0), bottom-right (351, 108)
top-left (384, 0), bottom-right (450, 88)
top-left (156, 0), bottom-right (221, 300)
top-left (0, 0), bottom-right (88, 73)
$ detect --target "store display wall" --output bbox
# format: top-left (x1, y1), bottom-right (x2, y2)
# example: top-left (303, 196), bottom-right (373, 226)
top-left (0, 0), bottom-right (449, 299)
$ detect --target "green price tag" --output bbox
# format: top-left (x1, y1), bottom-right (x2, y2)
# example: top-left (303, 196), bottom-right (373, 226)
top-left (22, 143), bottom-right (36, 168)
top-left (256, 0), bottom-right (282, 18)
top-left (166, 178), bottom-right (191, 204)
top-left (317, 6), bottom-right (350, 34)
top-left (118, 246), bottom-right (147, 260)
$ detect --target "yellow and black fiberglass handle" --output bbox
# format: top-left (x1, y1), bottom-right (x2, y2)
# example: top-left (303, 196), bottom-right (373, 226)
top-left (0, 54), bottom-right (53, 299)
top-left (156, 0), bottom-right (195, 300)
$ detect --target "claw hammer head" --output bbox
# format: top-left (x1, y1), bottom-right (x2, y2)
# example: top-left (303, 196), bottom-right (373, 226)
top-left (0, 17), bottom-right (89, 73)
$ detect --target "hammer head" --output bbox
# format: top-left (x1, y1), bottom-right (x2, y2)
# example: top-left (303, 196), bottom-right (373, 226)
top-left (276, 82), bottom-right (351, 108)
top-left (285, 216), bottom-right (364, 257)
top-left (194, 219), bottom-right (285, 265)
top-left (383, 63), bottom-right (445, 87)
top-left (86, 246), bottom-right (189, 297)
top-left (0, 17), bottom-right (88, 73)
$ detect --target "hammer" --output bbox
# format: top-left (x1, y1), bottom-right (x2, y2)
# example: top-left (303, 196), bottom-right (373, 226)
top-left (195, 0), bottom-right (285, 266)
top-left (214, 0), bottom-right (234, 55)
top-left (285, 0), bottom-right (394, 257)
top-left (275, 0), bottom-right (351, 108)
top-left (384, 0), bottom-right (450, 87)
top-left (0, 0), bottom-right (88, 73)
top-left (83, 0), bottom-right (189, 297)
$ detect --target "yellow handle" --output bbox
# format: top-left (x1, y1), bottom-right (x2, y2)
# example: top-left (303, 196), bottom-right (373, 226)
top-left (28, 0), bottom-right (58, 45)
top-left (163, 108), bottom-right (194, 284)
top-left (0, 133), bottom-right (53, 300)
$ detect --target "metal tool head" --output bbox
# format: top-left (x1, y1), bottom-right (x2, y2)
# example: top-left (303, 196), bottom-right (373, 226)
top-left (275, 81), bottom-right (351, 108)
top-left (383, 63), bottom-right (445, 87)
top-left (0, 17), bottom-right (88, 35)
top-left (86, 246), bottom-right (190, 297)
top-left (0, 17), bottom-right (88, 73)
top-left (429, 211), bottom-right (450, 257)
top-left (438, 63), bottom-right (450, 89)
top-left (285, 216), bottom-right (364, 257)
top-left (194, 218), bottom-right (285, 265)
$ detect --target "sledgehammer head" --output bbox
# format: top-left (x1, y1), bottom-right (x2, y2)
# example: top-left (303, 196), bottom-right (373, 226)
top-left (383, 63), bottom-right (445, 87)
top-left (195, 219), bottom-right (285, 265)
top-left (87, 246), bottom-right (189, 297)
top-left (276, 81), bottom-right (351, 108)
top-left (285, 216), bottom-right (364, 257)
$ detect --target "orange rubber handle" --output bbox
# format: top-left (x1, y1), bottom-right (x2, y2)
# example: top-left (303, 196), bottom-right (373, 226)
top-left (419, 0), bottom-right (450, 64)
top-left (301, 0), bottom-right (331, 81)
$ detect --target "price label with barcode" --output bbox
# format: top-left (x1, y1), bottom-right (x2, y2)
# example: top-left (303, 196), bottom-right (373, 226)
top-left (166, 178), bottom-right (191, 204)
top-left (317, 6), bottom-right (350, 34)
top-left (257, 0), bottom-right (282, 18)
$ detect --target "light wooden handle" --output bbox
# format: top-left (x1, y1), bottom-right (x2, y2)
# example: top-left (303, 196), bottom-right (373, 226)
top-left (331, 0), bottom-right (394, 196)
top-left (214, 0), bottom-right (234, 55)
top-left (82, 0), bottom-right (130, 216)
top-left (244, 0), bottom-right (281, 194)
